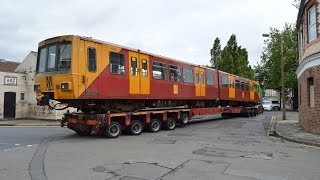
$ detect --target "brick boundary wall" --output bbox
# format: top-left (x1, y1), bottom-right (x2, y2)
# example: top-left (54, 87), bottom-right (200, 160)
top-left (299, 65), bottom-right (320, 134)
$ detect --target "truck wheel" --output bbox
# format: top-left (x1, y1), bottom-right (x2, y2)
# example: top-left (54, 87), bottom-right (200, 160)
top-left (105, 122), bottom-right (122, 138)
top-left (129, 120), bottom-right (143, 135)
top-left (163, 118), bottom-right (176, 130)
top-left (147, 119), bottom-right (161, 133)
top-left (180, 113), bottom-right (189, 125)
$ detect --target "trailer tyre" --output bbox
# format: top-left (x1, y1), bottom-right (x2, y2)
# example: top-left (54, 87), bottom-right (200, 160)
top-left (129, 120), bottom-right (143, 135)
top-left (105, 122), bottom-right (122, 138)
top-left (147, 119), bottom-right (161, 133)
top-left (163, 118), bottom-right (176, 130)
top-left (180, 113), bottom-right (189, 125)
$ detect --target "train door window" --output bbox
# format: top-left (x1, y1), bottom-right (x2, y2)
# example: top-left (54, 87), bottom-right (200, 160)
top-left (195, 72), bottom-right (199, 83)
top-left (201, 73), bottom-right (205, 84)
top-left (131, 57), bottom-right (138, 76)
top-left (235, 80), bottom-right (240, 89)
top-left (110, 52), bottom-right (125, 75)
top-left (206, 71), bottom-right (214, 85)
top-left (38, 48), bottom-right (47, 73)
top-left (183, 68), bottom-right (193, 83)
top-left (169, 65), bottom-right (180, 81)
top-left (152, 62), bottom-right (167, 80)
top-left (88, 47), bottom-right (96, 72)
top-left (142, 59), bottom-right (148, 76)
top-left (221, 75), bottom-right (228, 87)
top-left (48, 45), bottom-right (57, 71)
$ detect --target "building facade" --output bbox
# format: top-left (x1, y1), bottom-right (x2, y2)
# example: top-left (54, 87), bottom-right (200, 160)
top-left (297, 0), bottom-right (320, 134)
top-left (0, 52), bottom-right (72, 120)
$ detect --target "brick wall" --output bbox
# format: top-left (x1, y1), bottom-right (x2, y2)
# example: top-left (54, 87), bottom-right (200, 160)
top-left (298, 65), bottom-right (320, 134)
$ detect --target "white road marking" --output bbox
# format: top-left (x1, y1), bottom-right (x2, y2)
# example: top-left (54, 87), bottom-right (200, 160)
top-left (14, 144), bottom-right (20, 146)
top-left (2, 144), bottom-right (34, 152)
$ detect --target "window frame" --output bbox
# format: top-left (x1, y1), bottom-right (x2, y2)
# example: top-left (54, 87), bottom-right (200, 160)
top-left (131, 57), bottom-right (138, 76)
top-left (308, 4), bottom-right (317, 42)
top-left (109, 51), bottom-right (125, 75)
top-left (206, 70), bottom-right (214, 86)
top-left (141, 59), bottom-right (148, 77)
top-left (183, 67), bottom-right (194, 84)
top-left (169, 64), bottom-right (181, 82)
top-left (221, 75), bottom-right (228, 88)
top-left (152, 61), bottom-right (167, 80)
top-left (87, 47), bottom-right (97, 72)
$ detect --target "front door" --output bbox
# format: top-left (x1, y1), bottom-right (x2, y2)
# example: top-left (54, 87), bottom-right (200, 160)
top-left (4, 92), bottom-right (16, 118)
top-left (129, 51), bottom-right (150, 95)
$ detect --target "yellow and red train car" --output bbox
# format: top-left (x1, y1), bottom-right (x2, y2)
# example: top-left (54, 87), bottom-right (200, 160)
top-left (34, 35), bottom-right (262, 137)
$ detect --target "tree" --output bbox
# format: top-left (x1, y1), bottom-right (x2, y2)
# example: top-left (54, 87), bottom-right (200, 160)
top-left (260, 23), bottom-right (298, 91)
top-left (217, 34), bottom-right (254, 79)
top-left (210, 37), bottom-right (221, 68)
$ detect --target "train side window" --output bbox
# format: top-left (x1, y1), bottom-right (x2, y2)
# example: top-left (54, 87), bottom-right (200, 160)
top-left (142, 59), bottom-right (148, 77)
top-left (48, 45), bottom-right (57, 71)
top-left (152, 62), bottom-right (167, 80)
top-left (88, 47), bottom-right (96, 72)
top-left (206, 71), bottom-right (214, 85)
top-left (169, 65), bottom-right (180, 81)
top-left (240, 82), bottom-right (245, 90)
top-left (235, 80), bottom-right (240, 89)
top-left (183, 68), bottom-right (194, 83)
top-left (131, 57), bottom-right (138, 76)
top-left (221, 75), bottom-right (228, 87)
top-left (245, 83), bottom-right (249, 91)
top-left (110, 52), bottom-right (125, 75)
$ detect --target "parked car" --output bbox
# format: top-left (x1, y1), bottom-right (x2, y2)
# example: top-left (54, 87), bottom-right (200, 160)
top-left (262, 100), bottom-right (280, 111)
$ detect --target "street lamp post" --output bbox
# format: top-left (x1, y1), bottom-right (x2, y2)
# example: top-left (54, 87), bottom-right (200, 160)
top-left (262, 33), bottom-right (286, 120)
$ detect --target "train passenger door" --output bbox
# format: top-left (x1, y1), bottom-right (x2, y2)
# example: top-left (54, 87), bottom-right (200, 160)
top-left (195, 67), bottom-right (205, 97)
top-left (129, 51), bottom-right (150, 95)
top-left (228, 76), bottom-right (235, 99)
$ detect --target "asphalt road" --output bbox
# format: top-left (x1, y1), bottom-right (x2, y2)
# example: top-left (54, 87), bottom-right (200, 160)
top-left (0, 111), bottom-right (319, 180)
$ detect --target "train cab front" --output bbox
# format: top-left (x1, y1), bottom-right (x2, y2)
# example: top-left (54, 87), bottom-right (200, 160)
top-left (34, 35), bottom-right (77, 107)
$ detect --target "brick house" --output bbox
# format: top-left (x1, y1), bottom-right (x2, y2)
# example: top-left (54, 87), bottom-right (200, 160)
top-left (296, 0), bottom-right (320, 134)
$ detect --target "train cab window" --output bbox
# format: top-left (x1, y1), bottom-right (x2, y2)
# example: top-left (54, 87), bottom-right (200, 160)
top-left (169, 65), bottom-right (180, 81)
top-left (48, 45), bottom-right (57, 71)
top-left (38, 48), bottom-right (47, 73)
top-left (221, 75), bottom-right (228, 87)
top-left (131, 57), bottom-right (138, 76)
top-left (88, 47), bottom-right (96, 72)
top-left (110, 52), bottom-right (125, 75)
top-left (152, 62), bottom-right (167, 80)
top-left (183, 68), bottom-right (194, 83)
top-left (206, 71), bottom-right (214, 85)
top-left (142, 60), bottom-right (148, 76)
top-left (57, 43), bottom-right (71, 71)
top-left (235, 80), bottom-right (241, 89)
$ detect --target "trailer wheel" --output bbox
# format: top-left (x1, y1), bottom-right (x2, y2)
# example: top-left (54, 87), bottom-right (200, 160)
top-left (147, 119), bottom-right (161, 133)
top-left (105, 122), bottom-right (122, 138)
top-left (129, 120), bottom-right (143, 135)
top-left (163, 118), bottom-right (176, 130)
top-left (180, 113), bottom-right (189, 125)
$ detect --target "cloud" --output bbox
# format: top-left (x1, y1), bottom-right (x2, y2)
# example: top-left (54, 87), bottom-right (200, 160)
top-left (0, 0), bottom-right (298, 67)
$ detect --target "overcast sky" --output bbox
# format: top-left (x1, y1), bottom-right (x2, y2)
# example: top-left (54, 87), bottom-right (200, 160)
top-left (0, 0), bottom-right (298, 66)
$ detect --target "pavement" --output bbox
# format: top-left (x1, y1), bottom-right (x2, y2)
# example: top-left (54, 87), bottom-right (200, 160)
top-left (274, 111), bottom-right (320, 147)
top-left (0, 119), bottom-right (60, 126)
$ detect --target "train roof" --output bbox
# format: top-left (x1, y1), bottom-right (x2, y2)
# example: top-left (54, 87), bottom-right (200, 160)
top-left (39, 35), bottom-right (258, 84)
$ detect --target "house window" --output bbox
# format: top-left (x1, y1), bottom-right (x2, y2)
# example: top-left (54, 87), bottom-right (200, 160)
top-left (183, 68), bottom-right (193, 83)
top-left (20, 92), bottom-right (25, 101)
top-left (110, 52), bottom-right (125, 74)
top-left (88, 47), bottom-right (96, 72)
top-left (152, 62), bottom-right (167, 80)
top-left (206, 71), bottom-right (214, 85)
top-left (169, 65), bottom-right (180, 81)
top-left (308, 5), bottom-right (317, 42)
top-left (307, 77), bottom-right (314, 107)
